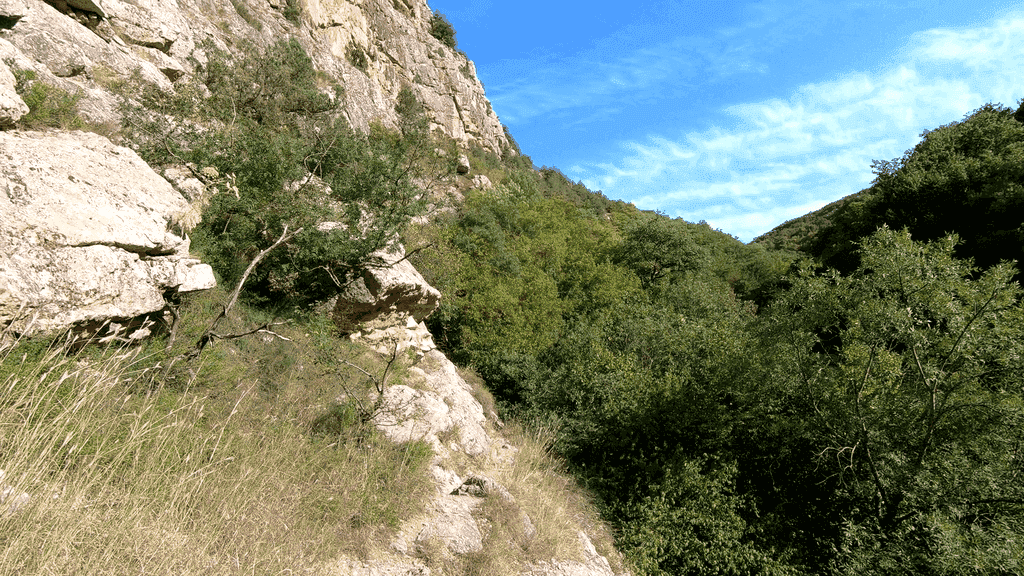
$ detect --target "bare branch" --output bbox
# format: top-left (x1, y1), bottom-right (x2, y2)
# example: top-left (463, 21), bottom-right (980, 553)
top-left (179, 225), bottom-right (303, 363)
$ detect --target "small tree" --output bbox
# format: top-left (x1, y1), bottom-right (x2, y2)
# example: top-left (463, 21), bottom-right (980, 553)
top-left (119, 39), bottom-right (454, 311)
top-left (429, 11), bottom-right (457, 50)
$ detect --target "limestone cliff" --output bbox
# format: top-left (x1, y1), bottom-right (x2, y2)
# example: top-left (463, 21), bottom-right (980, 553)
top-left (0, 0), bottom-right (510, 153)
top-left (0, 130), bottom-right (216, 345)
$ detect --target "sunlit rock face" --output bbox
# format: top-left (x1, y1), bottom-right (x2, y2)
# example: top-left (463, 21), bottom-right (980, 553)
top-left (1, 0), bottom-right (509, 154)
top-left (0, 130), bottom-right (215, 344)
top-left (0, 60), bottom-right (28, 127)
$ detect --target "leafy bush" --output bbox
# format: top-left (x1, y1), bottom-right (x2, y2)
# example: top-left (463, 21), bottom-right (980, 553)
top-left (346, 42), bottom-right (368, 71)
top-left (429, 11), bottom-right (457, 49)
top-left (283, 0), bottom-right (301, 22)
top-left (618, 458), bottom-right (796, 576)
top-left (11, 68), bottom-right (85, 130)
top-left (756, 227), bottom-right (1024, 573)
top-left (229, 0), bottom-right (261, 30)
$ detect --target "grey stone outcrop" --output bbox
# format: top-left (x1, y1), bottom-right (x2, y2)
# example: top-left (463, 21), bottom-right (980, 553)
top-left (0, 130), bottom-right (215, 343)
top-left (333, 243), bottom-right (442, 335)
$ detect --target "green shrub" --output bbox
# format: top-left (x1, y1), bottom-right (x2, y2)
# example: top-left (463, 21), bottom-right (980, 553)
top-left (429, 11), bottom-right (457, 49)
top-left (283, 0), bottom-right (301, 23)
top-left (346, 42), bottom-right (368, 71)
top-left (229, 0), bottom-right (262, 29)
top-left (618, 458), bottom-right (795, 576)
top-left (11, 68), bottom-right (85, 130)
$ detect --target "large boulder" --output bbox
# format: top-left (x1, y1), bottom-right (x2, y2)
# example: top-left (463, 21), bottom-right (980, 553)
top-left (0, 130), bottom-right (215, 344)
top-left (332, 243), bottom-right (441, 334)
top-left (0, 59), bottom-right (28, 127)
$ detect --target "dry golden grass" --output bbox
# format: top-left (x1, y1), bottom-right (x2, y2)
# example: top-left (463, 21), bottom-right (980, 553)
top-left (0, 293), bottom-right (435, 575)
top-left (0, 284), bottom-right (627, 575)
top-left (497, 423), bottom-right (621, 565)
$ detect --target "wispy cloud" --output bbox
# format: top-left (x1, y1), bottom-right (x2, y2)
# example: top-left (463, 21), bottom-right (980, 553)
top-left (487, 39), bottom-right (707, 123)
top-left (486, 16), bottom-right (778, 124)
top-left (486, 1), bottom-right (879, 125)
top-left (578, 13), bottom-right (1024, 241)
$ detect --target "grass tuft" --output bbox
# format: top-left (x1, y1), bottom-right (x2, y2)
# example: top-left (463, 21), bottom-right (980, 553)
top-left (0, 288), bottom-right (435, 574)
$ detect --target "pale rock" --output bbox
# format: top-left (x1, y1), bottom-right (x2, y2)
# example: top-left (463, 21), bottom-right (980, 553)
top-left (450, 475), bottom-right (537, 541)
top-left (100, 0), bottom-right (186, 53)
top-left (137, 45), bottom-right (186, 81)
top-left (430, 465), bottom-right (463, 496)
top-left (374, 383), bottom-right (450, 453)
top-left (0, 130), bottom-right (215, 341)
top-left (450, 475), bottom-right (513, 501)
top-left (64, 0), bottom-right (104, 18)
top-left (162, 165), bottom-right (206, 202)
top-left (413, 495), bottom-right (483, 555)
top-left (333, 244), bottom-right (441, 334)
top-left (471, 174), bottom-right (492, 190)
top-left (0, 59), bottom-right (28, 127)
top-left (71, 82), bottom-right (120, 126)
top-left (0, 0), bottom-right (28, 27)
top-left (352, 316), bottom-right (436, 357)
top-left (5, 0), bottom-right (171, 89)
top-left (373, 350), bottom-right (488, 457)
top-left (301, 0), bottom-right (509, 154)
top-left (412, 349), bottom-right (489, 456)
top-left (456, 153), bottom-right (470, 174)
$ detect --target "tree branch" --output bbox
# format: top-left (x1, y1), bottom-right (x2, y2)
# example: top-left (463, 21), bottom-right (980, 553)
top-left (184, 224), bottom-right (302, 361)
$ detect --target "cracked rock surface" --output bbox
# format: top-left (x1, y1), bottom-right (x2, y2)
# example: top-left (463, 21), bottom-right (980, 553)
top-left (352, 314), bottom-right (628, 576)
top-left (0, 130), bottom-right (215, 342)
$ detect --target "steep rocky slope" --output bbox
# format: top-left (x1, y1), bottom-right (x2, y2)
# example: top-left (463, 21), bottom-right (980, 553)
top-left (0, 0), bottom-right (628, 574)
top-left (0, 0), bottom-right (509, 153)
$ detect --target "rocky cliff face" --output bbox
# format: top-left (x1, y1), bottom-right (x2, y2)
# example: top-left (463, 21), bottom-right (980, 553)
top-left (0, 0), bottom-right (510, 153)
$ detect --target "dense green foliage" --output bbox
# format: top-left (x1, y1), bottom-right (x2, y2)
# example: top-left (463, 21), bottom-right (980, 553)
top-left (757, 102), bottom-right (1024, 275)
top-left (414, 149), bottom-right (801, 574)
top-left (412, 101), bottom-right (1024, 573)
top-left (755, 229), bottom-right (1024, 574)
top-left (120, 39), bottom-right (452, 310)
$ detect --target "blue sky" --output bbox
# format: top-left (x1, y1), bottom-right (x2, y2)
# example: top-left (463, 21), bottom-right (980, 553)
top-left (426, 0), bottom-right (1024, 241)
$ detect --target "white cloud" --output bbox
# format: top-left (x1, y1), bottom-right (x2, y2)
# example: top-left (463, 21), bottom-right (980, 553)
top-left (582, 12), bottom-right (1024, 242)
